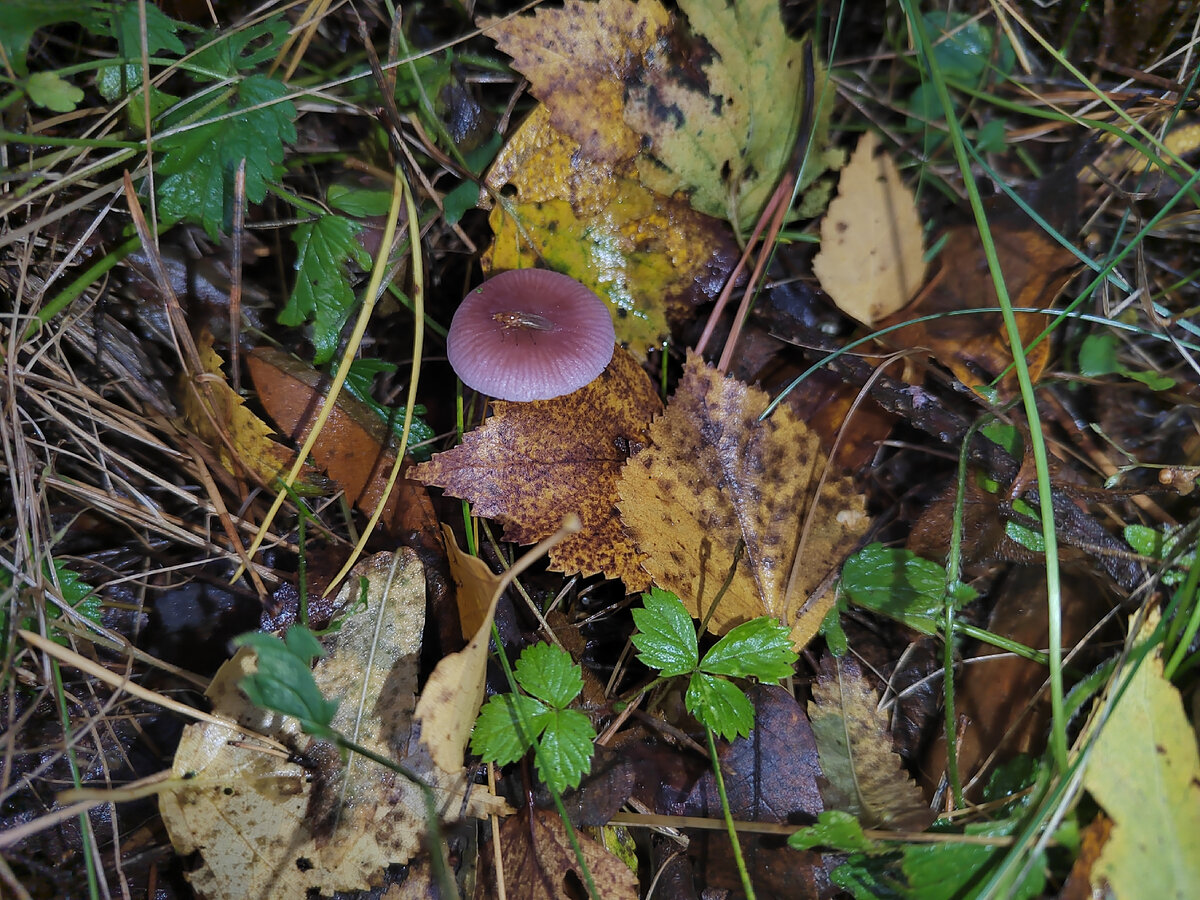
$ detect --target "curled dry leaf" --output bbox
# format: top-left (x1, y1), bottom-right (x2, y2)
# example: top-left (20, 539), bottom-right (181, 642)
top-left (159, 550), bottom-right (508, 899)
top-left (617, 352), bottom-right (869, 648)
top-left (411, 346), bottom-right (661, 590)
top-left (813, 131), bottom-right (927, 326)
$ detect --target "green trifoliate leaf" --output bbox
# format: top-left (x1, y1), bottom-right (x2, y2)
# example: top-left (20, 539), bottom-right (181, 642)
top-left (700, 616), bottom-right (797, 681)
top-left (471, 692), bottom-right (549, 764)
top-left (515, 642), bottom-right (584, 710)
top-left (686, 673), bottom-right (754, 741)
top-left (631, 587), bottom-right (699, 677)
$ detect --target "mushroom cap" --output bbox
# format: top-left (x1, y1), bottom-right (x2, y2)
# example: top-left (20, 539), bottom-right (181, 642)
top-left (446, 269), bottom-right (616, 401)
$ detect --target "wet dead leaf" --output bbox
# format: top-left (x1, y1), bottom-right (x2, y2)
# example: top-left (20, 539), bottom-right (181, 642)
top-left (479, 807), bottom-right (638, 900)
top-left (411, 346), bottom-right (661, 590)
top-left (479, 0), bottom-right (669, 165)
top-left (159, 550), bottom-right (508, 898)
top-left (247, 347), bottom-right (431, 535)
top-left (814, 131), bottom-right (927, 325)
top-left (808, 655), bottom-right (934, 831)
top-left (616, 352), bottom-right (869, 648)
top-left (181, 330), bottom-right (315, 487)
top-left (879, 221), bottom-right (1077, 397)
top-left (482, 105), bottom-right (738, 357)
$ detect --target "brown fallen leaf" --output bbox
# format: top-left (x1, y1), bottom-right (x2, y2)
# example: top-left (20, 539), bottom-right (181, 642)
top-left (617, 352), bottom-right (869, 648)
top-left (808, 655), bottom-right (934, 831)
top-left (879, 219), bottom-right (1077, 397)
top-left (411, 346), bottom-right (661, 590)
top-left (478, 807), bottom-right (638, 900)
top-left (813, 131), bottom-right (927, 326)
top-left (678, 684), bottom-right (829, 898)
top-left (159, 550), bottom-right (508, 898)
top-left (246, 347), bottom-right (433, 536)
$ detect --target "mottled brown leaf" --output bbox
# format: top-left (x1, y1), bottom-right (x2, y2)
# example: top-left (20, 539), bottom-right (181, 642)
top-left (478, 0), bottom-right (669, 165)
top-left (617, 352), bottom-right (868, 648)
top-left (479, 807), bottom-right (637, 900)
top-left (808, 655), bottom-right (934, 831)
top-left (412, 346), bottom-right (660, 590)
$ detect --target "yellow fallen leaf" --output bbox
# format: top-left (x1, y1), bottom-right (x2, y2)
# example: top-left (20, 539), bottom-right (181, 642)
top-left (617, 352), bottom-right (869, 649)
top-left (813, 132), bottom-right (927, 326)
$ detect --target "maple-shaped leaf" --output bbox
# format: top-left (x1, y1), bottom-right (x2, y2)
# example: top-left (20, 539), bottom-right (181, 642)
top-left (411, 347), bottom-right (661, 589)
top-left (624, 0), bottom-right (840, 233)
top-left (808, 655), bottom-right (934, 831)
top-left (814, 132), bottom-right (927, 325)
top-left (482, 105), bottom-right (739, 359)
top-left (479, 0), bottom-right (669, 165)
top-left (617, 352), bottom-right (869, 648)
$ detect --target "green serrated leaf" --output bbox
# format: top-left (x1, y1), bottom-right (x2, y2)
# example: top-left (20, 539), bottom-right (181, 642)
top-left (700, 617), bottom-right (797, 681)
top-left (686, 672), bottom-right (754, 741)
top-left (471, 692), bottom-right (547, 764)
top-left (190, 17), bottom-right (290, 76)
top-left (514, 642), bottom-right (583, 710)
top-left (840, 544), bottom-right (977, 635)
top-left (25, 71), bottom-right (84, 112)
top-left (532, 707), bottom-right (596, 793)
top-left (110, 2), bottom-right (186, 58)
top-left (278, 214), bottom-right (371, 363)
top-left (631, 587), bottom-right (699, 677)
top-left (234, 628), bottom-right (340, 738)
top-left (788, 810), bottom-right (876, 852)
top-left (156, 74), bottom-right (296, 239)
top-left (338, 358), bottom-right (435, 461)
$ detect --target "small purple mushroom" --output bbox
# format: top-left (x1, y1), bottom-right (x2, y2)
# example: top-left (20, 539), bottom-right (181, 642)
top-left (446, 269), bottom-right (616, 401)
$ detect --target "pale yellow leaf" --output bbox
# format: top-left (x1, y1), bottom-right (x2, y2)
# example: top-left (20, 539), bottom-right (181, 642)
top-left (813, 132), bottom-right (926, 325)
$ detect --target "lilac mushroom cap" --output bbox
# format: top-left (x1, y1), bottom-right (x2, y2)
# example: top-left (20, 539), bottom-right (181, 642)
top-left (446, 269), bottom-right (616, 401)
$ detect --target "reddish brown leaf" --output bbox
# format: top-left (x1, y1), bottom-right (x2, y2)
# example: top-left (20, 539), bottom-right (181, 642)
top-left (411, 347), bottom-right (661, 589)
top-left (879, 222), bottom-right (1077, 397)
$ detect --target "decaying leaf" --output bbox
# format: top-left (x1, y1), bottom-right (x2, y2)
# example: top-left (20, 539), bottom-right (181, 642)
top-left (879, 220), bottom-right (1077, 397)
top-left (482, 104), bottom-right (739, 357)
top-left (159, 550), bottom-right (509, 898)
top-left (1082, 609), bottom-right (1200, 900)
top-left (808, 655), bottom-right (933, 831)
top-left (479, 0), bottom-right (669, 165)
top-left (480, 807), bottom-right (638, 900)
top-left (411, 346), bottom-right (661, 590)
top-left (181, 330), bottom-right (316, 487)
top-left (813, 131), bottom-right (927, 325)
top-left (624, 0), bottom-right (841, 233)
top-left (616, 352), bottom-right (869, 648)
